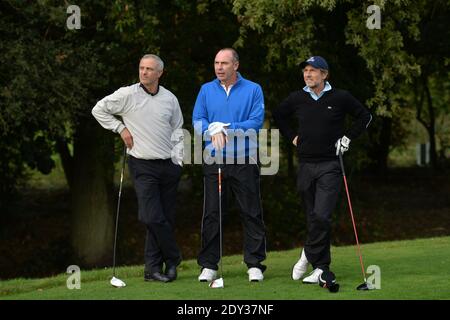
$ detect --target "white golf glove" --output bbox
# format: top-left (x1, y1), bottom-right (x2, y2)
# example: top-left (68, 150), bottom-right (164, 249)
top-left (335, 135), bottom-right (351, 156)
top-left (208, 122), bottom-right (230, 136)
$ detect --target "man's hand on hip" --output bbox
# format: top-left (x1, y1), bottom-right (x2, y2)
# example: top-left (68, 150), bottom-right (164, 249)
top-left (120, 127), bottom-right (134, 149)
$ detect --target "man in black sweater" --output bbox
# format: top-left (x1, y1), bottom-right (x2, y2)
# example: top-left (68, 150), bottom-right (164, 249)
top-left (273, 56), bottom-right (372, 284)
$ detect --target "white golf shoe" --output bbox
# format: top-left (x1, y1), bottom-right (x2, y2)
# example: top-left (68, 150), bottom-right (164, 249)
top-left (302, 268), bottom-right (323, 284)
top-left (292, 249), bottom-right (309, 280)
top-left (198, 268), bottom-right (218, 282)
top-left (248, 267), bottom-right (264, 282)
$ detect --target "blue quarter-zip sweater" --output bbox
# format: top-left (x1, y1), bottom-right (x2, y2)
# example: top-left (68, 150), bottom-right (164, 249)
top-left (192, 73), bottom-right (265, 159)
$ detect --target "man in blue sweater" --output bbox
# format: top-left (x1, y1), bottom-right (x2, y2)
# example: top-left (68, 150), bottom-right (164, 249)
top-left (192, 48), bottom-right (267, 282)
top-left (273, 56), bottom-right (372, 285)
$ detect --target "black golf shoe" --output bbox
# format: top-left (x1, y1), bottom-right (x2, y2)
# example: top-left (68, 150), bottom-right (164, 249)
top-left (165, 266), bottom-right (177, 281)
top-left (318, 270), bottom-right (340, 293)
top-left (144, 272), bottom-right (171, 283)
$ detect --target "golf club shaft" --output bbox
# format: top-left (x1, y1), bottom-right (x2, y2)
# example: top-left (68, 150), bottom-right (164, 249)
top-left (218, 167), bottom-right (223, 279)
top-left (112, 146), bottom-right (127, 277)
top-left (338, 152), bottom-right (367, 282)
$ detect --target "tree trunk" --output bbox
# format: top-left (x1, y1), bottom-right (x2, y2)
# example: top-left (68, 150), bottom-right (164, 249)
top-left (423, 77), bottom-right (438, 169)
top-left (71, 118), bottom-right (115, 267)
top-left (55, 137), bottom-right (74, 190)
top-left (378, 116), bottom-right (392, 172)
top-left (367, 116), bottom-right (391, 173)
top-left (416, 75), bottom-right (438, 169)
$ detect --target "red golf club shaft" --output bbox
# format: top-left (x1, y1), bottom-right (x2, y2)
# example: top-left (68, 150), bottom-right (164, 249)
top-left (339, 152), bottom-right (367, 282)
top-left (342, 174), bottom-right (367, 281)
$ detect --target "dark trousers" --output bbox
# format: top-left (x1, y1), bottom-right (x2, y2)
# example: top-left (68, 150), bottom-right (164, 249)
top-left (297, 160), bottom-right (342, 271)
top-left (128, 156), bottom-right (182, 273)
top-left (198, 163), bottom-right (267, 271)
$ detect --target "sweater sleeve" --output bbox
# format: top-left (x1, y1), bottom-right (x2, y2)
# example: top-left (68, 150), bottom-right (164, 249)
top-left (192, 86), bottom-right (210, 135)
top-left (343, 92), bottom-right (372, 140)
top-left (229, 85), bottom-right (265, 131)
top-left (91, 87), bottom-right (133, 134)
top-left (272, 92), bottom-right (298, 143)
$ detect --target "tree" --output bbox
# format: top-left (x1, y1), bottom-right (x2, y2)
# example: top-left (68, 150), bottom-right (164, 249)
top-left (231, 0), bottom-right (450, 171)
top-left (0, 0), bottom-right (256, 267)
top-left (0, 0), bottom-right (160, 266)
top-left (232, 0), bottom-right (379, 169)
top-left (404, 0), bottom-right (450, 169)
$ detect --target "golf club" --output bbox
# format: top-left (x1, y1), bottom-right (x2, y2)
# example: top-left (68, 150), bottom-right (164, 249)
top-left (110, 146), bottom-right (127, 288)
top-left (338, 151), bottom-right (374, 291)
top-left (209, 166), bottom-right (224, 289)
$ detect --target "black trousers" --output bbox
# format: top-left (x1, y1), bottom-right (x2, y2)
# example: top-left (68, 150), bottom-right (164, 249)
top-left (297, 160), bottom-right (342, 271)
top-left (128, 156), bottom-right (182, 273)
top-left (198, 163), bottom-right (267, 271)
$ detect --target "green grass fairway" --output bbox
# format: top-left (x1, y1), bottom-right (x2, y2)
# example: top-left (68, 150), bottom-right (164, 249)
top-left (1, 236), bottom-right (450, 300)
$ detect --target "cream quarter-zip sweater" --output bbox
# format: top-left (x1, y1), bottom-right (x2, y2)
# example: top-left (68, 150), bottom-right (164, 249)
top-left (92, 83), bottom-right (184, 163)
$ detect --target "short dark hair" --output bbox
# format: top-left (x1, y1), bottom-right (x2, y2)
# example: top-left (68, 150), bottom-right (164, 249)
top-left (219, 48), bottom-right (239, 62)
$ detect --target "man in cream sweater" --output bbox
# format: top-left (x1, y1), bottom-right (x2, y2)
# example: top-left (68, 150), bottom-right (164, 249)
top-left (92, 54), bottom-right (184, 283)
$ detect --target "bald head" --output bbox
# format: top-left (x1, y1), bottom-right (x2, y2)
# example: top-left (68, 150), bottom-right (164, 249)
top-left (214, 48), bottom-right (239, 86)
top-left (217, 48), bottom-right (239, 63)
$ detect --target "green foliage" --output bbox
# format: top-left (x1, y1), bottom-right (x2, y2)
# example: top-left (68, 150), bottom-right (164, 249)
top-left (1, 0), bottom-right (449, 256)
top-left (232, 0), bottom-right (329, 69)
top-left (0, 0), bottom-right (161, 206)
top-left (232, 0), bottom-right (425, 117)
top-left (345, 1), bottom-right (422, 116)
top-left (231, 0), bottom-right (450, 170)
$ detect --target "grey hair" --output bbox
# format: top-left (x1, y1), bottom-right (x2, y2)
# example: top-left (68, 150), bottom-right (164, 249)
top-left (141, 54), bottom-right (164, 71)
top-left (320, 69), bottom-right (329, 80)
top-left (219, 48), bottom-right (239, 62)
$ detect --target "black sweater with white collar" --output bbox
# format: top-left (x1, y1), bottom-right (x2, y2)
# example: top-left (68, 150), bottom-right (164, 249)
top-left (273, 88), bottom-right (372, 163)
